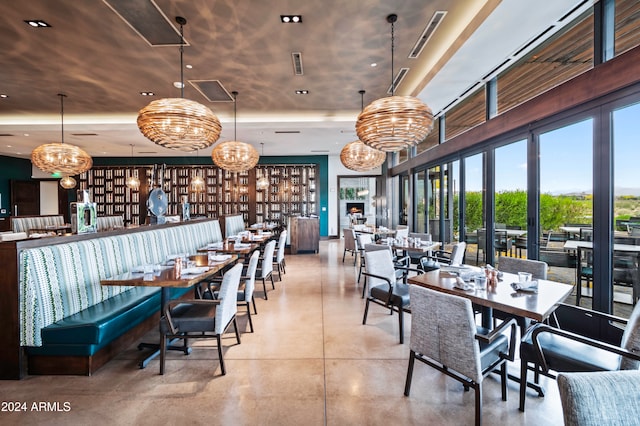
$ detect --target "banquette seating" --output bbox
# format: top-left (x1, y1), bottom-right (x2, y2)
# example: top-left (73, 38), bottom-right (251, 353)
top-left (222, 214), bottom-right (246, 238)
top-left (11, 214), bottom-right (65, 235)
top-left (96, 215), bottom-right (125, 231)
top-left (19, 219), bottom-right (224, 375)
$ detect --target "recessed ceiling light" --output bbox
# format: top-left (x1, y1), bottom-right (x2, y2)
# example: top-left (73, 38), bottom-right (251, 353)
top-left (186, 64), bottom-right (193, 69)
top-left (173, 81), bottom-right (185, 89)
top-left (295, 90), bottom-right (309, 95)
top-left (24, 20), bottom-right (51, 27)
top-left (0, 94), bottom-right (8, 98)
top-left (23, 134), bottom-right (29, 137)
top-left (281, 15), bottom-right (302, 23)
top-left (6, 145), bottom-right (12, 148)
top-left (140, 91), bottom-right (155, 96)
top-left (370, 63), bottom-right (377, 67)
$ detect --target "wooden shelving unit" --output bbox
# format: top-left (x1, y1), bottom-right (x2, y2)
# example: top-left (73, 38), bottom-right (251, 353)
top-left (79, 164), bottom-right (318, 227)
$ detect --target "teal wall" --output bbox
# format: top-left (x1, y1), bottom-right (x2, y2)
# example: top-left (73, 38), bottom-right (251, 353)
top-left (92, 155), bottom-right (330, 237)
top-left (0, 156), bottom-right (32, 217)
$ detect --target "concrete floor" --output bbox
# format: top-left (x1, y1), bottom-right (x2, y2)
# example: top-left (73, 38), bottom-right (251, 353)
top-left (1, 239), bottom-right (565, 425)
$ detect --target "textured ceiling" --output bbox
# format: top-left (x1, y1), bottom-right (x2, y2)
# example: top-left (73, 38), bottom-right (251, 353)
top-left (0, 0), bottom-right (583, 159)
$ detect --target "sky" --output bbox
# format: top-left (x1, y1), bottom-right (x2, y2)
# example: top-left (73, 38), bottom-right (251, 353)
top-left (461, 101), bottom-right (639, 195)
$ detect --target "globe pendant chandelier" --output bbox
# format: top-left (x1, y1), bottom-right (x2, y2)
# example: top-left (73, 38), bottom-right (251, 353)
top-left (31, 93), bottom-right (93, 188)
top-left (137, 16), bottom-right (221, 152)
top-left (211, 91), bottom-right (259, 172)
top-left (340, 90), bottom-right (386, 171)
top-left (125, 144), bottom-right (141, 190)
top-left (256, 143), bottom-right (269, 190)
top-left (355, 14), bottom-right (434, 152)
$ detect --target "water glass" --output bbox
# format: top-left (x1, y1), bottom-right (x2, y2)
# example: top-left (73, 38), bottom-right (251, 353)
top-left (518, 272), bottom-right (532, 283)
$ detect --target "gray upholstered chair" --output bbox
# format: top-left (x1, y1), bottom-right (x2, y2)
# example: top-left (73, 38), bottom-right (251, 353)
top-left (355, 232), bottom-right (374, 283)
top-left (429, 241), bottom-right (467, 265)
top-left (210, 250), bottom-right (260, 333)
top-left (256, 240), bottom-right (276, 300)
top-left (342, 228), bottom-right (358, 265)
top-left (159, 263), bottom-right (243, 375)
top-left (494, 257), bottom-right (548, 332)
top-left (519, 301), bottom-right (640, 411)
top-left (557, 370), bottom-right (640, 426)
top-left (273, 230), bottom-right (287, 280)
top-left (404, 286), bottom-right (516, 426)
top-left (362, 249), bottom-right (422, 344)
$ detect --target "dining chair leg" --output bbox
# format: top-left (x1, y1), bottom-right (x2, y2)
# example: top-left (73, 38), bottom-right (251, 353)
top-left (262, 278), bottom-right (268, 300)
top-left (251, 296), bottom-right (258, 315)
top-left (501, 362), bottom-right (507, 401)
top-left (217, 334), bottom-right (226, 376)
top-left (519, 360), bottom-right (528, 412)
top-left (245, 301), bottom-right (254, 333)
top-left (233, 317), bottom-right (241, 344)
top-left (398, 308), bottom-right (404, 344)
top-left (270, 274), bottom-right (275, 290)
top-left (362, 299), bottom-right (371, 325)
top-left (475, 384), bottom-right (482, 426)
top-left (159, 335), bottom-right (167, 375)
top-left (403, 351), bottom-right (416, 396)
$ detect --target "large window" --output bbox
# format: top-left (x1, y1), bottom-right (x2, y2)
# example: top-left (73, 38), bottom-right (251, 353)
top-left (464, 154), bottom-right (484, 264)
top-left (494, 140), bottom-right (528, 266)
top-left (612, 101), bottom-right (640, 316)
top-left (539, 119), bottom-right (594, 309)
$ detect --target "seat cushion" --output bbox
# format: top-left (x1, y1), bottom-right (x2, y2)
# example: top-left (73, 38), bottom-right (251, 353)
top-left (521, 324), bottom-right (620, 372)
top-left (161, 302), bottom-right (217, 334)
top-left (476, 326), bottom-right (508, 372)
top-left (370, 283), bottom-right (410, 307)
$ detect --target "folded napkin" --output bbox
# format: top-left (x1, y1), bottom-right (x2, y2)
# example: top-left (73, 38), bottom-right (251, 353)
top-left (453, 277), bottom-right (475, 291)
top-left (207, 242), bottom-right (223, 249)
top-left (511, 280), bottom-right (538, 292)
top-left (181, 266), bottom-right (210, 276)
top-left (234, 243), bottom-right (250, 249)
top-left (131, 265), bottom-right (159, 273)
top-left (167, 253), bottom-right (188, 260)
top-left (210, 254), bottom-right (232, 262)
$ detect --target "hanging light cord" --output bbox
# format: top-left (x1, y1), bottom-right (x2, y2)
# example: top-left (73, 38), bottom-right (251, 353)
top-left (232, 91), bottom-right (238, 140)
top-left (359, 89), bottom-right (365, 112)
top-left (177, 17), bottom-right (187, 98)
top-left (388, 14), bottom-right (397, 96)
top-left (59, 93), bottom-right (66, 144)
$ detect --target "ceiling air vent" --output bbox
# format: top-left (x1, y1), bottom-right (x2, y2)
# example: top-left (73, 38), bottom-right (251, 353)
top-left (387, 68), bottom-right (409, 94)
top-left (189, 80), bottom-right (234, 102)
top-left (101, 0), bottom-right (185, 46)
top-left (0, 133), bottom-right (15, 137)
top-left (291, 52), bottom-right (304, 76)
top-left (409, 11), bottom-right (447, 59)
top-left (71, 133), bottom-right (98, 136)
top-left (275, 131), bottom-right (300, 134)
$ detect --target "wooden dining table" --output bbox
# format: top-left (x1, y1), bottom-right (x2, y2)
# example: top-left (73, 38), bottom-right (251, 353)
top-left (407, 267), bottom-right (573, 329)
top-left (101, 253), bottom-right (238, 368)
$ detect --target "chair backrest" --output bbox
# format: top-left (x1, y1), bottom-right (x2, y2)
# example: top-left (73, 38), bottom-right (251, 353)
top-left (356, 233), bottom-right (373, 250)
top-left (630, 226), bottom-right (640, 236)
top-left (364, 249), bottom-right (396, 289)
top-left (260, 240), bottom-right (276, 278)
top-left (395, 227), bottom-right (409, 240)
top-left (409, 232), bottom-right (431, 242)
top-left (243, 250), bottom-right (260, 300)
top-left (498, 257), bottom-right (548, 280)
top-left (450, 242), bottom-right (466, 265)
top-left (214, 263), bottom-right (243, 334)
top-left (409, 285), bottom-right (482, 383)
top-left (619, 301), bottom-right (640, 370)
top-left (343, 228), bottom-right (356, 251)
top-left (276, 230), bottom-right (287, 262)
top-left (364, 243), bottom-right (392, 254)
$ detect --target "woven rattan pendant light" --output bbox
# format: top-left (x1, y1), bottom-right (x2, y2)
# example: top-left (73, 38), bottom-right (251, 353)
top-left (31, 93), bottom-right (92, 188)
top-left (137, 16), bottom-right (221, 152)
top-left (341, 90), bottom-right (387, 171)
top-left (355, 14), bottom-right (434, 152)
top-left (211, 91), bottom-right (259, 172)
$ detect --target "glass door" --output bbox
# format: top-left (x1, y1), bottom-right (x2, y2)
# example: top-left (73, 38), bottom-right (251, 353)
top-left (539, 118), bottom-right (594, 308)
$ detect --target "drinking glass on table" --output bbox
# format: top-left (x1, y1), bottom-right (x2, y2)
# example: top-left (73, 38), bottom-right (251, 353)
top-left (518, 272), bottom-right (532, 284)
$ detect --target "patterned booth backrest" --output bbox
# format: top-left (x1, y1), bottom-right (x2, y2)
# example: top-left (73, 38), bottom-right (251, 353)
top-left (19, 219), bottom-right (223, 347)
top-left (12, 215), bottom-right (64, 234)
top-left (224, 215), bottom-right (246, 238)
top-left (96, 216), bottom-right (125, 231)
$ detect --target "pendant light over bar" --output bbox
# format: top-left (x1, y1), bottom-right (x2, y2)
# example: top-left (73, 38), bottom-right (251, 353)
top-left (355, 14), bottom-right (434, 152)
top-left (137, 16), bottom-right (221, 152)
top-left (125, 144), bottom-right (140, 190)
top-left (341, 90), bottom-right (387, 171)
top-left (211, 91), bottom-right (259, 172)
top-left (31, 93), bottom-right (93, 188)
top-left (256, 143), bottom-right (270, 190)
